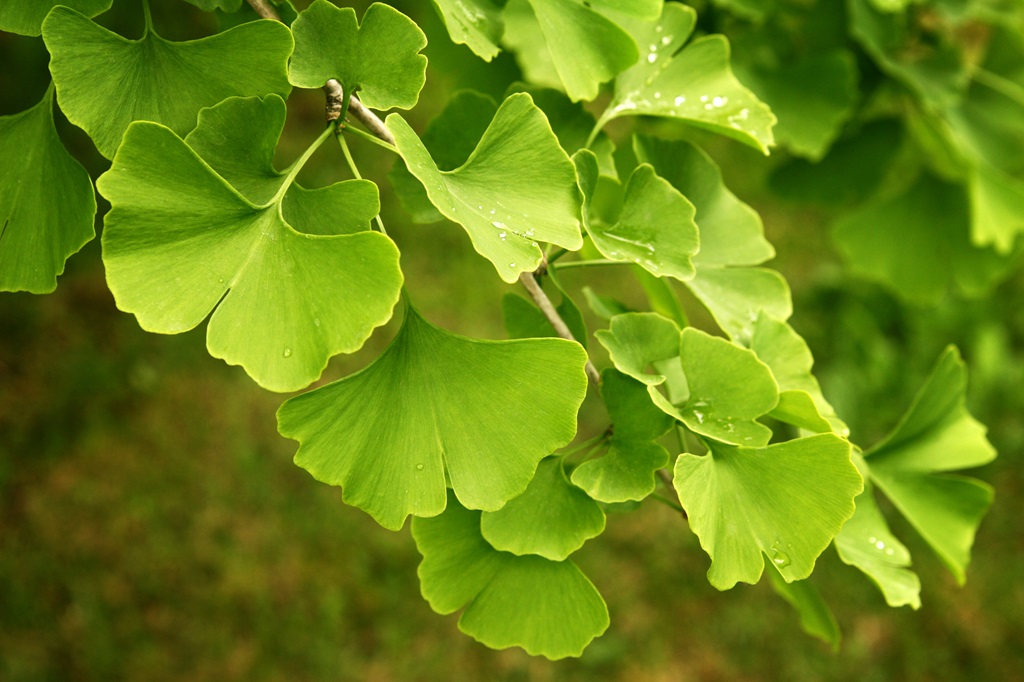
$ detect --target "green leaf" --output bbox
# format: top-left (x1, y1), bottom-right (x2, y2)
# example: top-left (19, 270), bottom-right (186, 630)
top-left (288, 1), bottom-right (427, 110)
top-left (862, 347), bottom-right (996, 584)
top-left (389, 90), bottom-right (498, 224)
top-left (502, 281), bottom-right (587, 348)
top-left (833, 173), bottom-right (1017, 303)
top-left (0, 0), bottom-right (110, 36)
top-left (848, 0), bottom-right (968, 109)
top-left (277, 307), bottom-right (589, 530)
top-left (767, 567), bottom-right (841, 651)
top-left (571, 369), bottom-right (672, 503)
top-left (413, 492), bottom-right (609, 659)
top-left (582, 286), bottom-right (633, 320)
top-left (183, 0), bottom-right (243, 12)
top-left (835, 466), bottom-right (922, 609)
top-left (587, 164), bottom-right (699, 281)
top-left (525, 0), bottom-right (640, 102)
top-left (387, 93), bottom-right (584, 283)
top-left (42, 6), bottom-right (293, 158)
top-left (501, 0), bottom-right (563, 91)
top-left (657, 328), bottom-right (779, 447)
top-left (0, 87), bottom-right (96, 294)
top-left (969, 161), bottom-right (1024, 253)
top-left (431, 0), bottom-right (504, 61)
top-left (733, 50), bottom-right (858, 160)
top-left (674, 434), bottom-right (863, 589)
top-left (481, 456), bottom-right (605, 560)
top-left (595, 312), bottom-right (681, 386)
top-left (750, 314), bottom-right (848, 435)
top-left (606, 3), bottom-right (776, 154)
top-left (634, 135), bottom-right (789, 341)
top-left (97, 117), bottom-right (401, 392)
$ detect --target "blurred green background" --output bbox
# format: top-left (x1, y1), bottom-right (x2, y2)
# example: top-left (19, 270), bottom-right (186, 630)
top-left (2, 1), bottom-right (1023, 680)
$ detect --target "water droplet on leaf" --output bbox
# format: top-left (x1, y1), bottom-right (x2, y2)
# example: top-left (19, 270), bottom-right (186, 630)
top-left (283, 347), bottom-right (292, 358)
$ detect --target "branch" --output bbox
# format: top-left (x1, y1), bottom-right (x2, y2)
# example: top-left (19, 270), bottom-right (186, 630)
top-left (245, 0), bottom-right (395, 145)
top-left (518, 272), bottom-right (601, 386)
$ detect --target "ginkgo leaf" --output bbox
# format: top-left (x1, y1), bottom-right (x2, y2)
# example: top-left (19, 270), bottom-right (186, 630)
top-left (582, 287), bottom-right (633, 320)
top-left (277, 306), bottom-right (589, 531)
top-left (674, 434), bottom-right (863, 589)
top-left (767, 567), bottom-right (841, 650)
top-left (389, 90), bottom-right (498, 224)
top-left (42, 6), bottom-right (293, 158)
top-left (594, 312), bottom-right (681, 386)
top-left (571, 369), bottom-right (672, 503)
top-left (503, 287), bottom-right (587, 349)
top-left (413, 492), bottom-right (609, 659)
top-left (97, 120), bottom-right (401, 392)
top-left (969, 161), bottom-right (1024, 253)
top-left (584, 161), bottom-right (700, 281)
top-left (387, 93), bottom-right (584, 283)
top-left (184, 0), bottom-right (243, 11)
top-left (184, 95), bottom-right (379, 236)
top-left (749, 314), bottom-right (847, 435)
top-left (655, 328), bottom-right (778, 447)
top-left (835, 466), bottom-right (922, 609)
top-left (431, 0), bottom-right (504, 62)
top-left (289, 1), bottom-right (427, 110)
top-left (605, 2), bottom-right (776, 154)
top-left (834, 173), bottom-right (1016, 304)
top-left (481, 456), bottom-right (605, 560)
top-left (634, 135), bottom-right (790, 341)
top-left (501, 0), bottom-right (563, 90)
top-left (863, 347), bottom-right (997, 584)
top-left (0, 0), bottom-right (110, 36)
top-left (0, 86), bottom-right (96, 294)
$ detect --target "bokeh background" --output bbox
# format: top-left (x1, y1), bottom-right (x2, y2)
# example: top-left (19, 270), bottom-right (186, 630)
top-left (2, 1), bottom-right (1023, 679)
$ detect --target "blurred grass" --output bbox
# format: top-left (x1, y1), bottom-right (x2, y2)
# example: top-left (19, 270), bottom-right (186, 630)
top-left (3, 0), bottom-right (1024, 680)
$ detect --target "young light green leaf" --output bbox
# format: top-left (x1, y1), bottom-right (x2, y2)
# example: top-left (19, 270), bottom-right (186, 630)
top-left (674, 434), bottom-right (863, 589)
top-left (387, 93), bottom-right (584, 283)
top-left (413, 492), bottom-right (609, 659)
top-left (278, 307), bottom-right (589, 531)
top-left (42, 6), bottom-right (292, 158)
top-left (389, 90), bottom-right (499, 224)
top-left (686, 268), bottom-right (793, 343)
top-left (571, 369), bottom-right (672, 504)
top-left (863, 347), bottom-right (997, 584)
top-left (97, 120), bottom-right (400, 392)
top-left (594, 312), bottom-right (681, 386)
top-left (835, 466), bottom-right (922, 609)
top-left (289, 1), bottom-right (427, 110)
top-left (658, 328), bottom-right (778, 447)
top-left (606, 3), bottom-right (776, 154)
top-left (431, 0), bottom-right (504, 61)
top-left (525, 0), bottom-right (640, 102)
top-left (481, 457), bottom-right (605, 560)
top-left (582, 287), bottom-right (633, 321)
top-left (767, 567), bottom-right (841, 651)
top-left (834, 173), bottom-right (1017, 304)
top-left (587, 165), bottom-right (699, 281)
top-left (733, 50), bottom-right (858, 161)
top-left (0, 0), bottom-right (110, 36)
top-left (969, 161), bottom-right (1024, 253)
top-left (501, 0), bottom-right (563, 90)
top-left (0, 87), bottom-right (96, 294)
top-left (750, 314), bottom-right (848, 435)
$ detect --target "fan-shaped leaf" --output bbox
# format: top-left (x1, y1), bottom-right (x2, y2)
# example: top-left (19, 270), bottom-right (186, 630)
top-left (278, 307), bottom-right (589, 530)
top-left (595, 312), bottom-right (681, 386)
top-left (431, 0), bottom-right (504, 61)
top-left (42, 6), bottom-right (292, 158)
top-left (0, 0), bottom-right (110, 36)
top-left (289, 1), bottom-right (427, 110)
top-left (387, 93), bottom-right (583, 283)
top-left (0, 87), bottom-right (96, 293)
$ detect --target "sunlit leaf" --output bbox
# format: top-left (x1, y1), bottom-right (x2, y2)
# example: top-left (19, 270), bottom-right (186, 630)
top-left (862, 347), bottom-right (996, 584)
top-left (0, 0), bottom-right (110, 36)
top-left (0, 87), bottom-right (96, 293)
top-left (606, 2), bottom-right (776, 153)
top-left (595, 312), bottom-right (681, 386)
top-left (42, 6), bottom-right (292, 158)
top-left (413, 492), bottom-right (609, 659)
top-left (288, 0), bottom-right (427, 110)
top-left (387, 93), bottom-right (584, 283)
top-left (97, 113), bottom-right (400, 392)
top-left (481, 456), bottom-right (605, 560)
top-left (278, 306), bottom-right (588, 530)
top-left (674, 434), bottom-right (862, 589)
top-left (431, 0), bottom-right (504, 61)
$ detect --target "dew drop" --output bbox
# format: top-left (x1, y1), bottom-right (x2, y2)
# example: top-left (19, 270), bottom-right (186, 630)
top-left (885, 548), bottom-right (894, 556)
top-left (674, 95), bottom-right (685, 106)
top-left (217, 277), bottom-right (225, 284)
top-left (700, 95), bottom-right (709, 102)
top-left (509, 262), bottom-right (516, 268)
top-left (499, 232), bottom-right (507, 240)
top-left (654, 91), bottom-right (662, 99)
top-left (415, 463), bottom-right (424, 471)
top-left (771, 549), bottom-right (791, 568)
top-left (661, 36), bottom-right (672, 46)
top-left (314, 318), bottom-right (321, 327)
top-left (492, 221), bottom-right (507, 229)
top-left (648, 43), bottom-right (658, 52)
top-left (490, 209), bottom-right (496, 215)
top-left (647, 54), bottom-right (657, 63)
top-left (868, 536), bottom-right (877, 544)
top-left (283, 347), bottom-right (293, 358)
top-left (712, 95), bottom-right (727, 107)
top-left (875, 540), bottom-right (886, 550)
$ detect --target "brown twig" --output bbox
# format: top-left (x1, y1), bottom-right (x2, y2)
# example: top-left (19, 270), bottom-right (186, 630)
top-left (518, 272), bottom-right (601, 386)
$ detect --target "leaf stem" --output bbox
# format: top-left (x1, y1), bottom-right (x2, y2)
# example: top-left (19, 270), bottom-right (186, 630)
top-left (973, 67), bottom-right (1024, 108)
top-left (267, 123), bottom-right (336, 206)
top-left (650, 492), bottom-right (685, 514)
top-left (344, 124), bottom-right (400, 154)
top-left (519, 272), bottom-right (601, 386)
top-left (337, 133), bottom-right (389, 236)
top-left (552, 259), bottom-right (623, 270)
top-left (142, 0), bottom-right (154, 34)
top-left (656, 469), bottom-right (687, 519)
top-left (585, 109), bottom-right (613, 149)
